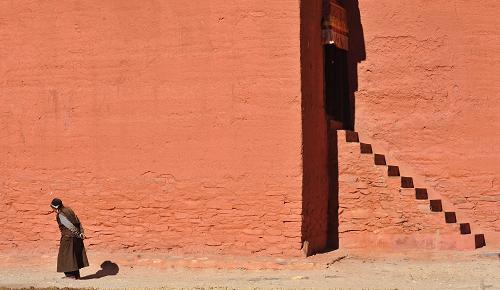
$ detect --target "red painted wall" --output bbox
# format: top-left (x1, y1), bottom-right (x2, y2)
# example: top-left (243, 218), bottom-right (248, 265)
top-left (337, 130), bottom-right (482, 250)
top-left (0, 0), bottom-right (305, 255)
top-left (353, 0), bottom-right (500, 246)
top-left (1, 0), bottom-right (498, 256)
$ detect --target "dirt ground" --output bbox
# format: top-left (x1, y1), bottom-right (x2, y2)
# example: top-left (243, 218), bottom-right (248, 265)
top-left (0, 248), bottom-right (499, 290)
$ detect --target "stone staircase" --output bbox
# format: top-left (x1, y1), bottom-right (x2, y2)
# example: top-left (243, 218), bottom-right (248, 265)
top-left (335, 129), bottom-right (486, 250)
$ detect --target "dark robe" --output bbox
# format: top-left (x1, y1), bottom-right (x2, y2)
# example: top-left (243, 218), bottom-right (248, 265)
top-left (56, 206), bottom-right (89, 273)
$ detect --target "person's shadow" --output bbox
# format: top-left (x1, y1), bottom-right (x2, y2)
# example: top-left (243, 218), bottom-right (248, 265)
top-left (80, 261), bottom-right (119, 280)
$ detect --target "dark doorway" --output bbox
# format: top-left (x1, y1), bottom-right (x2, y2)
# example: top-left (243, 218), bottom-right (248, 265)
top-left (324, 0), bottom-right (365, 251)
top-left (323, 0), bottom-right (364, 130)
top-left (324, 44), bottom-right (352, 130)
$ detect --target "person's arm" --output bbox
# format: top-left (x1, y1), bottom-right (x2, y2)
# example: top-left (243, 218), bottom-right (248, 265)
top-left (76, 215), bottom-right (86, 239)
top-left (58, 213), bottom-right (80, 236)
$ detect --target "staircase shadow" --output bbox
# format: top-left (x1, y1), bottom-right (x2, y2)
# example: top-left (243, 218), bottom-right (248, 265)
top-left (80, 260), bottom-right (119, 280)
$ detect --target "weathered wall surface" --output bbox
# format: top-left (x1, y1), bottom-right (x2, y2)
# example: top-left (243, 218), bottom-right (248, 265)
top-left (354, 0), bottom-right (500, 246)
top-left (0, 0), bottom-right (304, 256)
top-left (337, 131), bottom-right (480, 250)
top-left (300, 0), bottom-right (329, 255)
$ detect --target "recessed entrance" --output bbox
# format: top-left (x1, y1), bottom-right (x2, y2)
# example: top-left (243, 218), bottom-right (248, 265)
top-left (324, 44), bottom-right (351, 129)
top-left (323, 0), bottom-right (352, 130)
top-left (323, 0), bottom-right (352, 251)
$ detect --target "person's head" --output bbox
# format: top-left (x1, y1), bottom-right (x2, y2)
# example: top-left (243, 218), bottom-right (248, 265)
top-left (50, 198), bottom-right (63, 213)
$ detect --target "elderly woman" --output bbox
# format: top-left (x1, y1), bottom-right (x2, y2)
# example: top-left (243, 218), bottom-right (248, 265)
top-left (50, 198), bottom-right (89, 279)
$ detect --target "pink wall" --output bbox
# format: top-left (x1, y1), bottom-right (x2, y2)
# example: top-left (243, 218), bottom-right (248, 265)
top-left (0, 0), bottom-right (305, 255)
top-left (355, 0), bottom-right (500, 244)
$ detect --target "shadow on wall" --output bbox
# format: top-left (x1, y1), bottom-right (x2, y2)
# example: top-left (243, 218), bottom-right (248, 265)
top-left (345, 0), bottom-right (366, 130)
top-left (326, 0), bottom-right (366, 252)
top-left (80, 260), bottom-right (119, 280)
top-left (299, 0), bottom-right (366, 256)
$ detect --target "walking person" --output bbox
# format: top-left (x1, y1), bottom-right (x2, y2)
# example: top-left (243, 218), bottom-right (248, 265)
top-left (50, 198), bottom-right (89, 279)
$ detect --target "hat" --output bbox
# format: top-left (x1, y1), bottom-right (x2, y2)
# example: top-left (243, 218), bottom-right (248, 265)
top-left (50, 198), bottom-right (63, 209)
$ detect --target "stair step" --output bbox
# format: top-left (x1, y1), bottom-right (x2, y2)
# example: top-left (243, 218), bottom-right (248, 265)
top-left (338, 129), bottom-right (486, 251)
top-left (399, 188), bottom-right (416, 197)
top-left (399, 187), bottom-right (429, 201)
top-left (360, 143), bottom-right (373, 154)
top-left (401, 176), bottom-right (414, 188)
top-left (345, 131), bottom-right (359, 142)
top-left (460, 223), bottom-right (471, 234)
top-left (415, 188), bottom-right (428, 200)
top-left (474, 234), bottom-right (486, 248)
top-left (362, 232), bottom-right (484, 250)
top-left (374, 154), bottom-right (386, 165)
top-left (437, 233), bottom-right (486, 250)
top-left (430, 200), bottom-right (443, 212)
top-left (388, 165), bottom-right (400, 176)
top-left (444, 212), bottom-right (457, 223)
top-left (416, 202), bottom-right (431, 213)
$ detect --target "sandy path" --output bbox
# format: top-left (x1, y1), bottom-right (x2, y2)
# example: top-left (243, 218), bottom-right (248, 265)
top-left (0, 250), bottom-right (498, 289)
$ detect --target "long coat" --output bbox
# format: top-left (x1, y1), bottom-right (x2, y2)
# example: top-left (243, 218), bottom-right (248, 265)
top-left (56, 206), bottom-right (89, 272)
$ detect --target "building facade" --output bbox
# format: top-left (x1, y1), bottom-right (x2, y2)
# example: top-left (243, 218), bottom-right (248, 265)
top-left (0, 0), bottom-right (498, 256)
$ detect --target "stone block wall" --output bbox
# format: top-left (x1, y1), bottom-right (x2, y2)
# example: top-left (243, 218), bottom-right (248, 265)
top-left (1, 0), bottom-right (498, 257)
top-left (354, 0), bottom-right (500, 247)
top-left (337, 130), bottom-right (490, 250)
top-left (0, 0), bottom-right (305, 256)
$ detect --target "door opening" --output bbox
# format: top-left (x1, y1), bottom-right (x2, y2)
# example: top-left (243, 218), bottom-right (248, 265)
top-left (321, 0), bottom-right (365, 252)
top-left (324, 44), bottom-right (352, 130)
top-left (323, 0), bottom-right (351, 251)
top-left (323, 0), bottom-right (352, 130)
